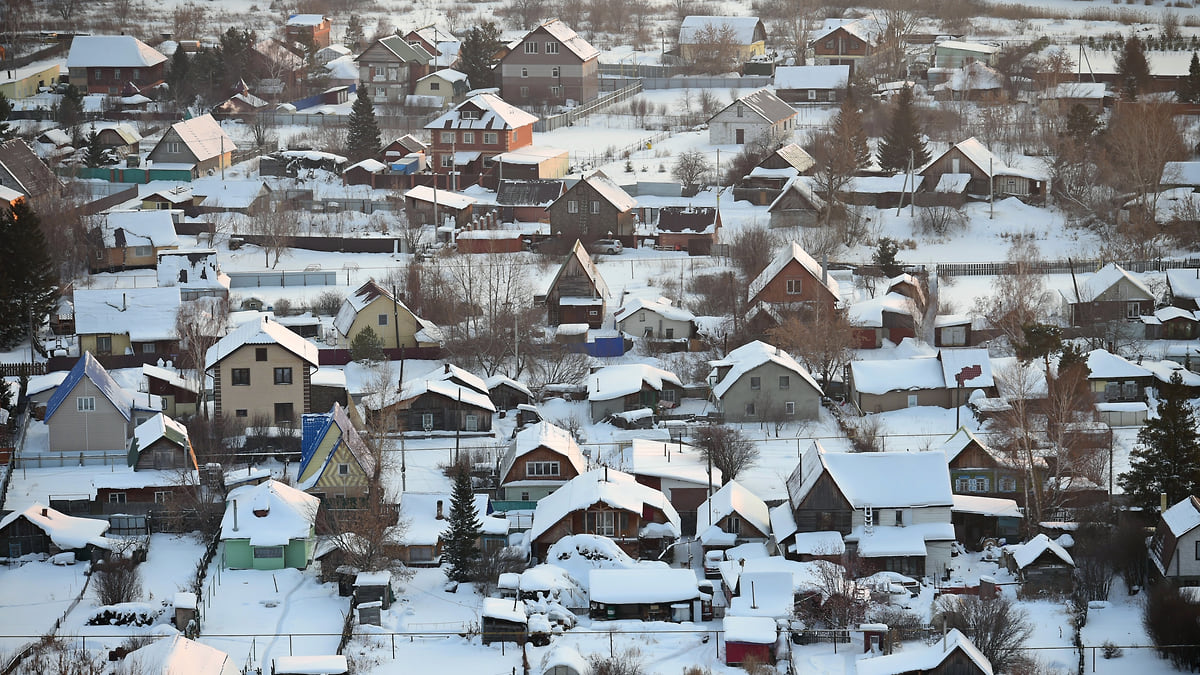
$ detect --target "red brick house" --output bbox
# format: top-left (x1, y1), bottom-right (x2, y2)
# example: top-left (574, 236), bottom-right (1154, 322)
top-left (747, 241), bottom-right (841, 315)
top-left (66, 35), bottom-right (167, 95)
top-left (285, 14), bottom-right (332, 49)
top-left (424, 93), bottom-right (538, 183)
top-left (499, 19), bottom-right (600, 107)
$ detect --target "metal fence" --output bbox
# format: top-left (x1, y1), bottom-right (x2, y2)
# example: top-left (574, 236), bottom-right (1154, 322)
top-left (534, 81), bottom-right (645, 133)
top-left (227, 270), bottom-right (339, 288)
top-left (935, 257), bottom-right (1200, 277)
top-left (601, 75), bottom-right (773, 91)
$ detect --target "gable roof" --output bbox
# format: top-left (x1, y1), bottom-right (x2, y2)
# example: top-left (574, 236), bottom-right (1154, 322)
top-left (130, 413), bottom-right (195, 468)
top-left (769, 143), bottom-right (816, 173)
top-left (1162, 495), bottom-right (1200, 537)
top-left (45, 352), bottom-right (136, 421)
top-left (1085, 349), bottom-right (1151, 380)
top-left (1073, 262), bottom-right (1154, 303)
top-left (1007, 533), bottom-right (1074, 568)
top-left (787, 442), bottom-right (953, 510)
top-left (747, 241), bottom-right (840, 304)
top-left (221, 479), bottom-right (319, 545)
top-left (857, 629), bottom-right (993, 675)
top-left (940, 348), bottom-right (995, 389)
top-left (0, 502), bottom-right (111, 550)
top-left (497, 179), bottom-right (564, 206)
top-left (501, 420), bottom-right (587, 480)
top-left (362, 35), bottom-right (435, 65)
top-left (576, 171), bottom-right (636, 212)
top-left (696, 480), bottom-right (770, 536)
top-left (0, 139), bottom-right (63, 199)
top-left (297, 403), bottom-right (376, 488)
top-left (679, 16), bottom-right (765, 45)
top-left (205, 316), bottom-right (318, 370)
top-left (532, 19), bottom-right (600, 61)
top-left (530, 468), bottom-right (681, 542)
top-left (164, 114), bottom-right (236, 163)
top-left (545, 240), bottom-right (610, 299)
top-left (614, 296), bottom-right (696, 324)
top-left (811, 17), bottom-right (876, 44)
top-left (398, 492), bottom-right (508, 546)
top-left (73, 287), bottom-right (181, 342)
top-left (623, 438), bottom-right (719, 487)
top-left (98, 210), bottom-right (179, 248)
top-left (333, 279), bottom-right (437, 339)
top-left (125, 635), bottom-right (238, 675)
top-left (142, 363), bottom-right (201, 394)
top-left (426, 92), bottom-right (538, 131)
top-left (711, 88), bottom-right (796, 125)
top-left (774, 65), bottom-right (850, 90)
top-left (767, 176), bottom-right (826, 213)
top-left (67, 35), bottom-right (167, 69)
top-left (709, 340), bottom-right (822, 398)
top-left (588, 363), bottom-right (683, 402)
top-left (938, 426), bottom-right (992, 463)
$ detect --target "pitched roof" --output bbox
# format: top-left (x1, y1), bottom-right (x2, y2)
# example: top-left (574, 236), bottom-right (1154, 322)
top-left (578, 171), bottom-right (636, 211)
top-left (1085, 349), bottom-right (1151, 380)
top-left (767, 176), bottom-right (826, 213)
top-left (73, 287), bottom-right (181, 342)
top-left (545, 240), bottom-right (610, 299)
top-left (45, 352), bottom-right (136, 421)
top-left (587, 363), bottom-right (683, 402)
top-left (501, 421), bottom-right (587, 480)
top-left (679, 16), bottom-right (765, 44)
top-left (769, 143), bottom-right (816, 173)
top-left (124, 635), bottom-right (238, 675)
top-left (774, 65), bottom-right (850, 90)
top-left (425, 92), bottom-right (538, 131)
top-left (205, 316), bottom-right (318, 369)
top-left (364, 35), bottom-right (434, 65)
top-left (1074, 262), bottom-right (1154, 303)
top-left (534, 19), bottom-right (600, 61)
top-left (67, 35), bottom-right (167, 68)
top-left (297, 403), bottom-right (376, 488)
top-left (747, 241), bottom-right (840, 304)
top-left (614, 296), bottom-right (696, 324)
top-left (130, 413), bottom-right (195, 469)
top-left (0, 139), bottom-right (63, 198)
top-left (333, 279), bottom-right (436, 338)
top-left (622, 438), bottom-right (719, 487)
top-left (696, 480), bottom-right (770, 536)
top-left (221, 479), bottom-right (320, 545)
top-left (787, 442), bottom-right (953, 510)
top-left (857, 629), bottom-right (993, 675)
top-left (656, 206), bottom-right (718, 234)
top-left (165, 114), bottom-right (236, 163)
top-left (1162, 495), bottom-right (1200, 537)
top-left (496, 179), bottom-right (564, 206)
top-left (0, 502), bottom-right (111, 550)
top-left (940, 347), bottom-right (995, 388)
top-left (711, 88), bottom-right (796, 125)
top-left (1007, 533), bottom-right (1074, 568)
top-left (98, 210), bottom-right (179, 248)
top-left (709, 340), bottom-right (822, 399)
top-left (530, 468), bottom-right (681, 542)
top-left (811, 17), bottom-right (876, 44)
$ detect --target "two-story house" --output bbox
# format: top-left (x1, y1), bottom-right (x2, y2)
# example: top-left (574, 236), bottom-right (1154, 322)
top-left (332, 280), bottom-right (443, 350)
top-left (206, 317), bottom-right (320, 425)
top-left (90, 209), bottom-right (180, 272)
top-left (499, 19), bottom-right (599, 107)
top-left (542, 240), bottom-right (610, 327)
top-left (1150, 495), bottom-right (1200, 585)
top-left (920, 137), bottom-right (1043, 202)
top-left (708, 340), bottom-right (823, 422)
top-left (528, 468), bottom-right (680, 561)
top-left (940, 426), bottom-right (1039, 507)
top-left (498, 421), bottom-right (587, 503)
top-left (1060, 263), bottom-right (1156, 328)
top-left (356, 36), bottom-right (435, 104)
top-left (44, 353), bottom-right (162, 453)
top-left (424, 93), bottom-right (538, 181)
top-left (707, 88), bottom-right (797, 146)
top-left (746, 241), bottom-right (841, 321)
top-left (783, 442), bottom-right (955, 578)
top-left (146, 114), bottom-right (237, 178)
top-left (66, 35), bottom-right (167, 94)
top-left (298, 403), bottom-right (376, 510)
top-left (678, 16), bottom-right (767, 66)
top-left (809, 18), bottom-right (874, 76)
top-left (0, 139), bottom-right (63, 204)
top-left (285, 14), bottom-right (332, 49)
top-left (547, 171), bottom-right (637, 246)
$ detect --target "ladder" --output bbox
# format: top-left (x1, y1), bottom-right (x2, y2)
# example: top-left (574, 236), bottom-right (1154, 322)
top-left (864, 506), bottom-right (874, 535)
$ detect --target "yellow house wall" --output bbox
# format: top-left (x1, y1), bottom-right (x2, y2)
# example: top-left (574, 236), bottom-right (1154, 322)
top-left (345, 296), bottom-right (428, 349)
top-left (0, 64), bottom-right (61, 98)
top-left (215, 344), bottom-right (309, 423)
top-left (80, 334), bottom-right (133, 356)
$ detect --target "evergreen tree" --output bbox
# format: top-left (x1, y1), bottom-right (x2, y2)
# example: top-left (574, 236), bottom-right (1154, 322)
top-left (0, 92), bottom-right (13, 141)
top-left (84, 130), bottom-right (105, 168)
top-left (1179, 52), bottom-right (1200, 103)
top-left (346, 92), bottom-right (381, 163)
top-left (1119, 372), bottom-right (1200, 510)
top-left (0, 199), bottom-right (60, 348)
top-left (876, 86), bottom-right (930, 173)
top-left (350, 325), bottom-right (385, 363)
top-left (167, 48), bottom-right (194, 107)
top-left (442, 469), bottom-right (482, 583)
top-left (872, 237), bottom-right (903, 277)
top-left (833, 95), bottom-right (871, 172)
top-left (58, 84), bottom-right (85, 130)
top-left (1062, 103), bottom-right (1101, 143)
top-left (1116, 35), bottom-right (1151, 101)
top-left (458, 23), bottom-right (503, 90)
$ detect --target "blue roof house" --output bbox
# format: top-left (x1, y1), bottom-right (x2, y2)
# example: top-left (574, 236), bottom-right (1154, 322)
top-left (44, 352), bottom-right (162, 453)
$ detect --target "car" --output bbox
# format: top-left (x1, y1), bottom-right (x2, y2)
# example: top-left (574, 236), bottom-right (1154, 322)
top-left (703, 550), bottom-right (725, 579)
top-left (589, 239), bottom-right (623, 255)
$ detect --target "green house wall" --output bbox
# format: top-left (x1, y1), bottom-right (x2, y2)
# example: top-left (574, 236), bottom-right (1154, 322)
top-left (224, 534), bottom-right (314, 570)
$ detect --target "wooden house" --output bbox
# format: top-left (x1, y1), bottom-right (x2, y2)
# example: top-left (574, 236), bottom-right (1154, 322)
top-left (129, 413), bottom-right (196, 471)
top-left (0, 503), bottom-right (110, 560)
top-left (485, 375), bottom-right (534, 411)
top-left (735, 143), bottom-right (816, 205)
top-left (493, 179), bottom-right (562, 223)
top-left (482, 597), bottom-right (528, 644)
top-left (73, 286), bottom-right (181, 358)
top-left (368, 374), bottom-right (495, 434)
top-left (1060, 263), bottom-right (1155, 327)
top-left (920, 137), bottom-right (1042, 201)
top-left (298, 403), bottom-right (376, 510)
top-left (848, 348), bottom-right (994, 413)
top-left (723, 616), bottom-right (778, 667)
top-left (547, 171), bottom-right (637, 246)
top-left (1150, 495), bottom-right (1200, 585)
top-left (142, 363), bottom-right (200, 418)
top-left (45, 353), bottom-right (162, 453)
top-left (809, 19), bottom-right (874, 76)
top-left (146, 114), bottom-right (236, 178)
top-left (747, 241), bottom-right (840, 316)
top-left (587, 363), bottom-right (684, 422)
top-left (774, 64), bottom-right (850, 104)
top-left (588, 568), bottom-right (704, 621)
top-left (412, 68), bottom-right (470, 107)
top-left (1142, 306), bottom-right (1199, 340)
top-left (679, 16), bottom-right (767, 66)
top-left (695, 481), bottom-right (771, 547)
top-left (332, 280), bottom-right (443, 350)
top-left (767, 177), bottom-right (826, 228)
top-left (499, 421), bottom-right (587, 502)
top-left (90, 209), bottom-right (180, 272)
top-left (394, 492), bottom-right (508, 564)
top-left (403, 184), bottom-right (477, 228)
top-left (621, 438), bottom-right (720, 535)
top-left (0, 139), bottom-right (63, 204)
top-left (356, 36), bottom-right (434, 104)
top-left (66, 35), bottom-right (167, 94)
top-left (1002, 534), bottom-right (1075, 594)
top-left (1166, 268), bottom-right (1200, 311)
top-left (934, 315), bottom-right (973, 347)
top-left (542, 240), bottom-right (610, 327)
top-left (855, 629), bottom-right (992, 675)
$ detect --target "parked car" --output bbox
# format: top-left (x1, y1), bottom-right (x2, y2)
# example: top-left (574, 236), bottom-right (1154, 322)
top-left (703, 550), bottom-right (725, 579)
top-left (589, 239), bottom-right (623, 255)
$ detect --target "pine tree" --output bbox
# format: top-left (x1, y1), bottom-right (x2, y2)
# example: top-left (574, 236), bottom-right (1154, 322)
top-left (167, 48), bottom-right (193, 106)
top-left (350, 325), bottom-right (385, 363)
top-left (84, 130), bottom-right (106, 168)
top-left (442, 468), bottom-right (482, 583)
top-left (0, 92), bottom-right (13, 141)
top-left (834, 95), bottom-right (872, 172)
top-left (458, 23), bottom-right (503, 90)
top-left (58, 84), bottom-right (85, 130)
top-left (1180, 52), bottom-right (1200, 103)
top-left (0, 199), bottom-right (60, 348)
top-left (346, 93), bottom-right (381, 163)
top-left (1116, 35), bottom-right (1151, 101)
top-left (1119, 372), bottom-right (1200, 511)
top-left (876, 86), bottom-right (930, 174)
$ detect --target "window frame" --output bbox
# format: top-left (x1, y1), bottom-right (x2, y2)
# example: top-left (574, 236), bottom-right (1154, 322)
top-left (230, 368), bottom-right (251, 386)
top-left (253, 546), bottom-right (285, 559)
top-left (378, 313), bottom-right (388, 326)
top-left (546, 41), bottom-right (559, 54)
top-left (526, 460), bottom-right (561, 477)
top-left (274, 401), bottom-right (295, 424)
top-left (779, 375), bottom-right (790, 389)
top-left (750, 376), bottom-right (761, 390)
top-left (786, 278), bottom-right (802, 294)
top-left (77, 397), bottom-right (96, 412)
top-left (255, 347), bottom-right (268, 361)
top-left (273, 367), bottom-right (293, 385)
top-left (785, 401), bottom-right (796, 415)
top-left (483, 132), bottom-right (498, 145)
top-left (524, 41), bottom-right (538, 54)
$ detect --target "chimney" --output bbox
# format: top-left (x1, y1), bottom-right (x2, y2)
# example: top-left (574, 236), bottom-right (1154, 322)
top-left (444, 363), bottom-right (450, 374)
top-left (436, 500), bottom-right (444, 519)
top-left (122, 293), bottom-right (127, 311)
top-left (821, 254), bottom-right (829, 287)
top-left (41, 507), bottom-right (48, 517)
top-left (232, 500), bottom-right (238, 531)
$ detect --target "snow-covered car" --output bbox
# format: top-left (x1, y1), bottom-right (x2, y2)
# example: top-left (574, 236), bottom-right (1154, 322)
top-left (860, 571), bottom-right (920, 597)
top-left (703, 550), bottom-right (725, 579)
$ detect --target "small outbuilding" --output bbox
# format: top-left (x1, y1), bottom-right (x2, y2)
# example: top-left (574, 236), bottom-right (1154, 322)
top-left (1002, 533), bottom-right (1075, 594)
top-left (723, 615), bottom-right (778, 666)
top-left (481, 597), bottom-right (528, 645)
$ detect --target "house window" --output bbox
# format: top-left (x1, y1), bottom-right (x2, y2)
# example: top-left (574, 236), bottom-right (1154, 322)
top-left (664, 328), bottom-right (674, 338)
top-left (274, 367), bottom-right (293, 385)
top-left (850, 39), bottom-right (861, 49)
top-left (114, 68), bottom-right (121, 79)
top-left (1195, 540), bottom-right (1200, 560)
top-left (440, 154), bottom-right (454, 168)
top-left (527, 461), bottom-right (561, 477)
top-left (1126, 302), bottom-right (1141, 319)
top-left (77, 397), bottom-right (96, 412)
top-left (745, 402), bottom-right (756, 416)
top-left (461, 109), bottom-right (480, 120)
top-left (256, 347), bottom-right (268, 361)
top-left (520, 86), bottom-right (529, 98)
top-left (93, 69), bottom-right (101, 80)
top-left (907, 394), bottom-right (919, 407)
top-left (525, 41), bottom-right (538, 53)
top-left (142, 343), bottom-right (156, 354)
top-left (465, 414), bottom-right (479, 431)
top-left (750, 376), bottom-right (761, 390)
top-left (968, 476), bottom-right (990, 492)
top-left (484, 132), bottom-right (498, 145)
top-left (808, 89), bottom-right (817, 101)
top-left (779, 375), bottom-right (790, 389)
top-left (590, 201), bottom-right (600, 214)
top-left (132, 68), bottom-right (140, 79)
top-left (133, 245), bottom-right (152, 257)
top-left (236, 409), bottom-right (248, 417)
top-left (736, 105), bottom-right (744, 117)
top-left (274, 402), bottom-right (295, 423)
top-left (231, 368), bottom-right (251, 386)
top-left (786, 278), bottom-right (802, 294)
top-left (587, 510), bottom-right (616, 536)
top-left (429, 81), bottom-right (440, 91)
top-left (785, 401), bottom-right (796, 415)
top-left (440, 131), bottom-right (455, 144)
top-left (546, 41), bottom-right (559, 54)
top-left (825, 40), bottom-right (834, 49)
top-left (421, 412), bottom-right (434, 429)
top-left (728, 516), bottom-right (741, 534)
top-left (463, 131), bottom-right (475, 144)
top-left (167, 142), bottom-right (181, 154)
top-left (375, 87), bottom-right (385, 100)
top-left (943, 325), bottom-right (967, 346)
top-left (109, 492), bottom-right (126, 504)
top-left (998, 476), bottom-right (1017, 492)
top-left (154, 491), bottom-right (169, 504)
top-left (551, 85), bottom-right (562, 97)
top-left (96, 335), bottom-right (112, 354)
top-left (338, 463), bottom-right (350, 475)
top-left (521, 67), bottom-right (529, 78)
top-left (253, 546), bottom-right (284, 559)
top-left (661, 388), bottom-right (678, 403)
top-left (567, 200), bottom-right (578, 213)
top-left (955, 475), bottom-right (970, 492)
top-left (1122, 381), bottom-right (1140, 399)
top-left (551, 66), bottom-right (560, 78)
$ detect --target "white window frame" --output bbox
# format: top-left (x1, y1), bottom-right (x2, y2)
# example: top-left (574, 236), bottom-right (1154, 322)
top-left (154, 491), bottom-right (169, 504)
top-left (786, 278), bottom-right (802, 294)
top-left (77, 397), bottom-right (96, 412)
top-left (785, 401), bottom-right (796, 415)
top-left (440, 131), bottom-right (455, 144)
top-left (808, 89), bottom-right (817, 101)
top-left (567, 199), bottom-right (578, 214)
top-left (338, 463), bottom-right (350, 475)
top-left (253, 546), bottom-right (284, 559)
top-left (483, 132), bottom-right (498, 145)
top-left (527, 461), bottom-right (561, 477)
top-left (551, 66), bottom-right (560, 78)
top-left (590, 200), bottom-right (600, 214)
top-left (462, 131), bottom-right (475, 144)
top-left (521, 67), bottom-right (528, 78)
top-left (524, 41), bottom-right (538, 54)
top-left (108, 492), bottom-right (126, 504)
top-left (546, 41), bottom-right (559, 54)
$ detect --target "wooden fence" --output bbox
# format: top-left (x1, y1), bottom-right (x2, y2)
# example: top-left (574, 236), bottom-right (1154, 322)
top-left (534, 81), bottom-right (645, 133)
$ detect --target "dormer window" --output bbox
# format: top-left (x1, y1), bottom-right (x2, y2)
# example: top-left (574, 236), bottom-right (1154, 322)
top-left (461, 109), bottom-right (480, 120)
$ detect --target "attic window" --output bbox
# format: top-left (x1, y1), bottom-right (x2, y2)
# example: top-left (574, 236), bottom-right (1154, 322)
top-left (546, 41), bottom-right (559, 54)
top-left (338, 463), bottom-right (350, 475)
top-left (256, 347), bottom-right (268, 361)
top-left (736, 105), bottom-right (744, 117)
top-left (461, 109), bottom-right (480, 120)
top-left (167, 142), bottom-right (181, 154)
top-left (525, 41), bottom-right (538, 54)
top-left (77, 396), bottom-right (96, 412)
top-left (786, 279), bottom-right (802, 294)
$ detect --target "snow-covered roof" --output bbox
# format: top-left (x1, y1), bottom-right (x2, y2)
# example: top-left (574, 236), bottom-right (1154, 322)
top-left (1045, 81), bottom-right (1106, 100)
top-left (935, 172), bottom-right (971, 193)
top-left (936, 40), bottom-right (1000, 55)
top-left (768, 175), bottom-right (826, 213)
top-left (45, 352), bottom-right (136, 422)
top-left (270, 655), bottom-right (347, 675)
top-left (540, 646), bottom-right (592, 675)
top-left (535, 19), bottom-right (600, 61)
top-left (679, 15), bottom-right (764, 44)
top-left (545, 240), bottom-right (610, 300)
top-left (393, 376), bottom-right (496, 412)
top-left (1085, 349), bottom-right (1151, 380)
top-left (952, 494), bottom-right (1022, 518)
top-left (126, 635), bottom-right (238, 675)
top-left (220, 479), bottom-right (319, 546)
top-left (588, 568), bottom-right (698, 604)
top-left (613, 296), bottom-right (696, 324)
top-left (790, 531), bottom-right (845, 556)
top-left (1163, 161), bottom-right (1200, 187)
top-left (774, 64), bottom-right (849, 90)
top-left (789, 443), bottom-right (953, 509)
top-left (482, 596), bottom-right (527, 623)
top-left (588, 363), bottom-right (682, 402)
top-left (811, 17), bottom-right (876, 44)
top-left (131, 413), bottom-right (191, 460)
top-left (1006, 533), bottom-right (1074, 568)
top-left (940, 348), bottom-right (994, 388)
top-left (73, 286), bottom-right (181, 342)
top-left (847, 292), bottom-right (912, 328)
top-left (0, 502), bottom-right (110, 550)
top-left (403, 184), bottom-right (476, 209)
top-left (723, 615), bottom-right (778, 643)
top-left (848, 522), bottom-right (956, 556)
top-left (425, 92), bottom-right (538, 131)
top-left (502, 421), bottom-right (586, 479)
top-left (1073, 263), bottom-right (1154, 303)
top-left (709, 339), bottom-right (822, 400)
top-left (286, 13), bottom-right (327, 26)
top-left (418, 68), bottom-right (469, 84)
top-left (1162, 496), bottom-right (1200, 537)
top-left (717, 556), bottom-right (834, 598)
top-left (747, 241), bottom-right (840, 304)
top-left (98, 209), bottom-right (180, 249)
top-left (165, 114), bottom-right (236, 163)
top-left (695, 480), bottom-right (770, 536)
top-left (767, 503), bottom-right (795, 545)
top-left (485, 374), bottom-right (533, 398)
top-left (934, 62), bottom-right (1003, 92)
top-left (579, 171), bottom-right (637, 211)
top-left (849, 356), bottom-right (945, 395)
top-left (938, 426), bottom-right (992, 464)
top-left (398, 492), bottom-right (507, 546)
top-left (622, 438), bottom-right (719, 487)
top-left (205, 317), bottom-right (318, 370)
top-left (713, 88), bottom-right (796, 125)
top-left (67, 35), bottom-right (166, 68)
top-left (857, 629), bottom-right (993, 675)
top-left (530, 468), bottom-right (680, 542)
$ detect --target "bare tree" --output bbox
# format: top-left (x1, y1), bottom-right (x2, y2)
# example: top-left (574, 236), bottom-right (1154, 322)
top-left (251, 206), bottom-right (299, 268)
top-left (93, 557), bottom-right (144, 606)
top-left (800, 556), bottom-right (872, 628)
top-left (766, 306), bottom-right (855, 389)
top-left (870, 0), bottom-right (919, 80)
top-left (672, 150), bottom-right (712, 189)
top-left (933, 595), bottom-right (1033, 673)
top-left (175, 296), bottom-right (230, 419)
top-left (683, 23), bottom-right (742, 75)
top-left (729, 224), bottom-right (779, 283)
top-left (527, 343), bottom-right (591, 394)
top-left (1101, 101), bottom-right (1186, 225)
top-left (691, 425), bottom-right (758, 484)
top-left (971, 237), bottom-right (1055, 354)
